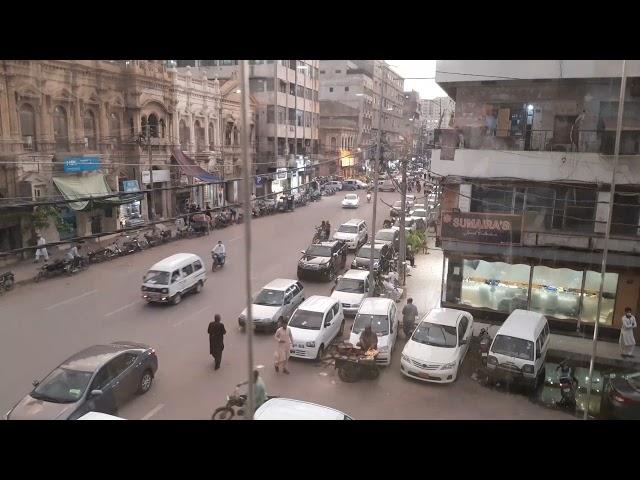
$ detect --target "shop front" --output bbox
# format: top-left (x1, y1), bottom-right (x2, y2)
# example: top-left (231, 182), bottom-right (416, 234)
top-left (440, 211), bottom-right (639, 339)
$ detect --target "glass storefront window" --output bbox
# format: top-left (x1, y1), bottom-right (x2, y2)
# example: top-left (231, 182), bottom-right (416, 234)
top-left (460, 260), bottom-right (530, 313)
top-left (530, 266), bottom-right (582, 320)
top-left (581, 271), bottom-right (618, 325)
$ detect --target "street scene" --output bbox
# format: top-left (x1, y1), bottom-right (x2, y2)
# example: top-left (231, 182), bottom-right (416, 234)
top-left (1, 60), bottom-right (639, 420)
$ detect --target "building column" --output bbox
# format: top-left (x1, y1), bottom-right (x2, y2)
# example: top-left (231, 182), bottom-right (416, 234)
top-left (458, 183), bottom-right (471, 212)
top-left (189, 114), bottom-right (196, 152)
top-left (204, 116), bottom-right (210, 150)
top-left (595, 191), bottom-right (610, 234)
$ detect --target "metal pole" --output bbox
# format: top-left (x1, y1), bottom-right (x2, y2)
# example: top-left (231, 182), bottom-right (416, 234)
top-left (239, 60), bottom-right (255, 419)
top-left (369, 63), bottom-right (384, 294)
top-left (576, 269), bottom-right (587, 333)
top-left (147, 124), bottom-right (155, 219)
top-left (399, 156), bottom-right (407, 286)
top-left (584, 59), bottom-right (627, 420)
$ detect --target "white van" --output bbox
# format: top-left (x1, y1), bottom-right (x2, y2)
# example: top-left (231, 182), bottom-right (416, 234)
top-left (349, 297), bottom-right (398, 366)
top-left (486, 309), bottom-right (550, 390)
top-left (141, 253), bottom-right (207, 305)
top-left (288, 296), bottom-right (345, 361)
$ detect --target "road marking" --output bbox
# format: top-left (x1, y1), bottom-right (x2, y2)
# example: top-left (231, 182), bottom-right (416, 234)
top-left (172, 305), bottom-right (211, 327)
top-left (44, 289), bottom-right (98, 311)
top-left (104, 300), bottom-right (142, 318)
top-left (141, 403), bottom-right (164, 420)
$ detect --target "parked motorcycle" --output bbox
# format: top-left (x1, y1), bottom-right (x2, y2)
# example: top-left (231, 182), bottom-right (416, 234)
top-left (0, 271), bottom-right (15, 293)
top-left (34, 259), bottom-right (70, 282)
top-left (87, 241), bottom-right (122, 263)
top-left (556, 361), bottom-right (578, 410)
top-left (120, 234), bottom-right (146, 255)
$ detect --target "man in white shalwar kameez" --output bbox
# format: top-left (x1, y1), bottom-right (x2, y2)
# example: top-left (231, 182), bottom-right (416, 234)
top-left (620, 307), bottom-right (637, 357)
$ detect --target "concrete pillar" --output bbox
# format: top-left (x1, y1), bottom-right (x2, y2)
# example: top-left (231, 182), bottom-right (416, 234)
top-left (595, 191), bottom-right (610, 234)
top-left (458, 183), bottom-right (471, 212)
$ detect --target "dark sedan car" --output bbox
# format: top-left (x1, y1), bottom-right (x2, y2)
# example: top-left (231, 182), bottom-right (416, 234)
top-left (601, 372), bottom-right (640, 419)
top-left (297, 241), bottom-right (347, 281)
top-left (5, 342), bottom-right (158, 420)
top-left (351, 242), bottom-right (393, 273)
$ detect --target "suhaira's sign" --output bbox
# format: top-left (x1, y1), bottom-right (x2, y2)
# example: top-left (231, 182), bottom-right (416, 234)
top-left (441, 211), bottom-right (523, 245)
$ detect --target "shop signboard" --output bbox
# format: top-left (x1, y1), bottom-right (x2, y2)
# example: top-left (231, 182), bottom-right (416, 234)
top-left (441, 211), bottom-right (523, 245)
top-left (63, 156), bottom-right (101, 173)
top-left (142, 169), bottom-right (171, 184)
top-left (122, 180), bottom-right (140, 192)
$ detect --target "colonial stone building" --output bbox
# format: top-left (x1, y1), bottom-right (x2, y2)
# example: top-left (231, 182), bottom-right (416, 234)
top-left (0, 60), bottom-right (255, 264)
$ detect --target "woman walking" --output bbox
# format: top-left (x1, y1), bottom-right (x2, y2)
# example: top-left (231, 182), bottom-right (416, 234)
top-left (274, 318), bottom-right (293, 374)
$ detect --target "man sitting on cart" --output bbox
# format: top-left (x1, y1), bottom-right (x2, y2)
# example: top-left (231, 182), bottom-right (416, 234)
top-left (357, 324), bottom-right (378, 352)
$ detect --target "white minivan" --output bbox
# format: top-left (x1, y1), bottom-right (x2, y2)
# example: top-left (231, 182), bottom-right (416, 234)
top-left (349, 297), bottom-right (398, 366)
top-left (141, 253), bottom-right (207, 305)
top-left (486, 309), bottom-right (550, 390)
top-left (288, 296), bottom-right (345, 361)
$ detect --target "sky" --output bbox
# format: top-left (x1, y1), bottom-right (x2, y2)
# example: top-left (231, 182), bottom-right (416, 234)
top-left (386, 60), bottom-right (447, 99)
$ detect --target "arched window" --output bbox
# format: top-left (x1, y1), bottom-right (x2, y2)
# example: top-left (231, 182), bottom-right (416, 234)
top-left (83, 110), bottom-right (97, 150)
top-left (208, 122), bottom-right (215, 149)
top-left (148, 113), bottom-right (159, 138)
top-left (19, 104), bottom-right (37, 151)
top-left (53, 105), bottom-right (69, 151)
top-left (141, 115), bottom-right (148, 137)
top-left (194, 120), bottom-right (205, 152)
top-left (159, 119), bottom-right (166, 138)
top-left (330, 137), bottom-right (336, 151)
top-left (179, 119), bottom-right (190, 150)
top-left (110, 112), bottom-right (121, 144)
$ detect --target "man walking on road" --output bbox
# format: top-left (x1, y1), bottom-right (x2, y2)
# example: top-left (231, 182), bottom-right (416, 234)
top-left (402, 298), bottom-right (419, 338)
top-left (207, 314), bottom-right (226, 370)
top-left (34, 234), bottom-right (49, 263)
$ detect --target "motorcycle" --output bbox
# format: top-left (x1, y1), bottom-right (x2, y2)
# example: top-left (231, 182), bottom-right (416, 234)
top-left (65, 255), bottom-right (88, 275)
top-left (120, 234), bottom-right (146, 255)
top-left (367, 193), bottom-right (371, 203)
top-left (34, 259), bottom-right (71, 282)
top-left (211, 385), bottom-right (247, 420)
top-left (0, 271), bottom-right (15, 293)
top-left (211, 252), bottom-right (226, 271)
top-left (556, 362), bottom-right (578, 410)
top-left (312, 226), bottom-right (329, 244)
top-left (87, 241), bottom-right (122, 263)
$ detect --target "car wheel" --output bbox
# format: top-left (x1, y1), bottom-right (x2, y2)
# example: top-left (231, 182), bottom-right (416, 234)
top-left (195, 281), bottom-right (203, 293)
top-left (316, 345), bottom-right (325, 362)
top-left (172, 293), bottom-right (182, 305)
top-left (138, 369), bottom-right (153, 394)
top-left (212, 407), bottom-right (235, 420)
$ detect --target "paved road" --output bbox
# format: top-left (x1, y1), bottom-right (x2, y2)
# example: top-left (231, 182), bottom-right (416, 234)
top-left (0, 191), bottom-right (570, 420)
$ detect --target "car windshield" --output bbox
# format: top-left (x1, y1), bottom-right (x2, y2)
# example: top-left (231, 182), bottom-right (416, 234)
top-left (411, 322), bottom-right (458, 348)
top-left (31, 368), bottom-right (93, 404)
top-left (357, 247), bottom-right (380, 259)
top-left (254, 289), bottom-right (284, 306)
top-left (338, 225), bottom-right (358, 234)
top-left (289, 310), bottom-right (324, 330)
top-left (353, 314), bottom-right (389, 336)
top-left (625, 372), bottom-right (640, 391)
top-left (305, 245), bottom-right (332, 257)
top-left (376, 231), bottom-right (395, 241)
top-left (336, 277), bottom-right (365, 293)
top-left (345, 194), bottom-right (357, 200)
top-left (411, 210), bottom-right (427, 217)
top-left (491, 335), bottom-right (534, 361)
top-left (144, 270), bottom-right (170, 285)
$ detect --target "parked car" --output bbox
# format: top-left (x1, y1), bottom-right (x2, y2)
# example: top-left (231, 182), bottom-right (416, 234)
top-left (351, 242), bottom-right (393, 273)
top-left (297, 241), bottom-right (347, 281)
top-left (254, 398), bottom-right (353, 420)
top-left (355, 179), bottom-right (368, 189)
top-left (333, 218), bottom-right (368, 250)
top-left (238, 279), bottom-right (305, 331)
top-left (404, 195), bottom-right (416, 209)
top-left (342, 179), bottom-right (359, 191)
top-left (601, 371), bottom-right (640, 419)
top-left (400, 308), bottom-right (474, 383)
top-left (378, 179), bottom-right (396, 192)
top-left (390, 200), bottom-right (409, 218)
top-left (77, 411), bottom-right (126, 420)
top-left (486, 309), bottom-right (550, 391)
top-left (5, 342), bottom-right (158, 420)
top-left (342, 193), bottom-right (360, 208)
top-left (288, 296), bottom-right (345, 360)
top-left (141, 253), bottom-right (206, 305)
top-left (409, 208), bottom-right (428, 222)
top-left (375, 228), bottom-right (400, 251)
top-left (326, 180), bottom-right (343, 191)
top-left (349, 297), bottom-right (398, 366)
top-left (331, 269), bottom-right (372, 316)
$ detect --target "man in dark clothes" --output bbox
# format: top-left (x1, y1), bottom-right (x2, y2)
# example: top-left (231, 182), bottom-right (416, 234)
top-left (207, 314), bottom-right (226, 370)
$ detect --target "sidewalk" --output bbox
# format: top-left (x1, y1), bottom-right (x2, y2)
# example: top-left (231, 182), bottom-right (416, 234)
top-left (404, 239), bottom-right (640, 371)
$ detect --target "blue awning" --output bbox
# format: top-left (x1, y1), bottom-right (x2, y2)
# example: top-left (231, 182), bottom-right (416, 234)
top-left (172, 148), bottom-right (221, 182)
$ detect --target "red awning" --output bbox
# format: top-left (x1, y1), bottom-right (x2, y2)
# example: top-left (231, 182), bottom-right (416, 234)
top-left (171, 148), bottom-right (221, 182)
top-left (601, 117), bottom-right (640, 131)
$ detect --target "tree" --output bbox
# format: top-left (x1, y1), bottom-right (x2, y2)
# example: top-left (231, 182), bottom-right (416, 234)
top-left (31, 206), bottom-right (72, 234)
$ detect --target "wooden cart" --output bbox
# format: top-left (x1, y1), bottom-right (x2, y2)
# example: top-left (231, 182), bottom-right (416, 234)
top-left (325, 342), bottom-right (380, 383)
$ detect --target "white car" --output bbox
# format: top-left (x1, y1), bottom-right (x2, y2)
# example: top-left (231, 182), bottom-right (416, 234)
top-left (355, 180), bottom-right (368, 189)
top-left (331, 269), bottom-right (372, 316)
top-left (342, 193), bottom-right (360, 208)
top-left (349, 297), bottom-right (398, 366)
top-left (400, 308), bottom-right (474, 383)
top-left (288, 296), bottom-right (345, 360)
top-left (77, 412), bottom-right (126, 420)
top-left (238, 279), bottom-right (305, 331)
top-left (333, 218), bottom-right (368, 250)
top-left (409, 208), bottom-right (428, 222)
top-left (254, 398), bottom-right (353, 420)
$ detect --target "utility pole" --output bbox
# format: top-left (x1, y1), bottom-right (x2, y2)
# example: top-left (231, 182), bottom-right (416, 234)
top-left (399, 155), bottom-right (408, 286)
top-left (584, 60), bottom-right (627, 420)
top-left (239, 60), bottom-right (255, 420)
top-left (369, 63), bottom-right (385, 294)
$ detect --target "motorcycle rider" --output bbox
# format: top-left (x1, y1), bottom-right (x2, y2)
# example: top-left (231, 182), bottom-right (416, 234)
top-left (556, 359), bottom-right (578, 406)
top-left (324, 220), bottom-right (331, 240)
top-left (212, 240), bottom-right (226, 266)
top-left (367, 191), bottom-right (372, 203)
top-left (65, 242), bottom-right (82, 271)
